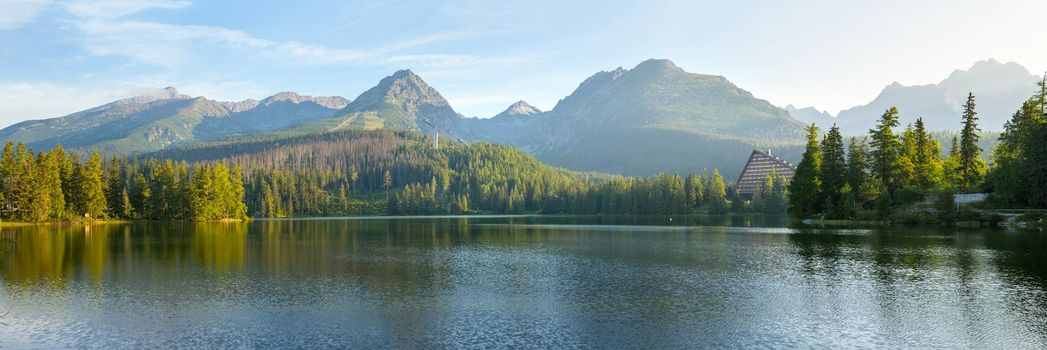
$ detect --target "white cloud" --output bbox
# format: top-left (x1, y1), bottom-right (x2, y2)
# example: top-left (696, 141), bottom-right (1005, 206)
top-left (0, 0), bottom-right (53, 29)
top-left (70, 17), bottom-right (503, 69)
top-left (74, 20), bottom-right (270, 66)
top-left (58, 0), bottom-right (525, 72)
top-left (63, 0), bottom-right (191, 18)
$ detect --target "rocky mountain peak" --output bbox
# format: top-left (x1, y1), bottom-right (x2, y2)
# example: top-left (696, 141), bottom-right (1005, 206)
top-left (493, 100), bottom-right (542, 119)
top-left (263, 91), bottom-right (306, 104)
top-left (252, 92), bottom-right (349, 109)
top-left (113, 86), bottom-right (190, 106)
top-left (222, 99), bottom-right (260, 113)
top-left (633, 58), bottom-right (681, 72)
top-left (391, 69), bottom-right (419, 79)
top-left (310, 96), bottom-right (350, 109)
top-left (359, 69), bottom-right (449, 108)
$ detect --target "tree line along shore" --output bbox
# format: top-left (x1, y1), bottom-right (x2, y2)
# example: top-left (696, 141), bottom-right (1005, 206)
top-left (787, 80), bottom-right (1047, 227)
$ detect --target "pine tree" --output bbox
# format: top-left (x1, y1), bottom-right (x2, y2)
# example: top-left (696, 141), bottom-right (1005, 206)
top-left (105, 155), bottom-right (124, 217)
top-left (121, 189), bottom-right (133, 218)
top-left (898, 124), bottom-right (918, 186)
top-left (707, 169), bottom-right (728, 214)
top-left (846, 137), bottom-right (872, 206)
top-left (789, 123), bottom-right (822, 218)
top-left (228, 164), bottom-right (248, 219)
top-left (24, 153), bottom-right (51, 222)
top-left (913, 118), bottom-right (945, 189)
top-left (943, 136), bottom-right (963, 189)
top-left (5, 143), bottom-right (31, 220)
top-left (0, 142), bottom-right (13, 217)
top-left (958, 93), bottom-right (986, 191)
top-left (821, 125), bottom-right (847, 219)
top-left (42, 150), bottom-right (66, 221)
top-left (684, 174), bottom-right (703, 210)
top-left (1027, 122), bottom-right (1047, 208)
top-left (76, 151), bottom-right (109, 219)
top-left (869, 107), bottom-right (902, 195)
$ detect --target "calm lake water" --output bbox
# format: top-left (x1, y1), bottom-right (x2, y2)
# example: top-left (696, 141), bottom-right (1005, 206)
top-left (0, 216), bottom-right (1045, 349)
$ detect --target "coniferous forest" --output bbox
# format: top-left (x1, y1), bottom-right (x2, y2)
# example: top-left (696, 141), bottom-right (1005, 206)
top-left (788, 79), bottom-right (1047, 223)
top-left (155, 130), bottom-right (746, 217)
top-left (0, 130), bottom-right (752, 222)
top-left (0, 142), bottom-right (248, 222)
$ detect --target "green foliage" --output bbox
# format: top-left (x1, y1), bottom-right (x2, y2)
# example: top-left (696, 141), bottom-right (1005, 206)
top-left (869, 107), bottom-right (903, 194)
top-left (189, 163), bottom-right (248, 220)
top-left (958, 93), bottom-right (986, 190)
top-left (74, 152), bottom-right (109, 219)
top-left (0, 141), bottom-right (250, 222)
top-left (821, 126), bottom-right (847, 218)
top-left (788, 92), bottom-right (1027, 222)
top-left (789, 124), bottom-right (822, 218)
top-left (985, 79), bottom-right (1047, 207)
top-left (149, 129), bottom-right (761, 216)
top-left (846, 137), bottom-right (874, 206)
top-left (912, 118), bottom-right (946, 190)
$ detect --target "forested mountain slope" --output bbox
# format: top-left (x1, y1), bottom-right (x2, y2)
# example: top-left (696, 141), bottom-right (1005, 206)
top-left (149, 129), bottom-right (737, 216)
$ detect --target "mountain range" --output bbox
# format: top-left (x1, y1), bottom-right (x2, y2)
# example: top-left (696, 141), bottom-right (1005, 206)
top-left (787, 59), bottom-right (1042, 134)
top-left (0, 87), bottom-right (348, 154)
top-left (1, 58), bottom-right (1034, 177)
top-left (464, 59), bottom-right (807, 176)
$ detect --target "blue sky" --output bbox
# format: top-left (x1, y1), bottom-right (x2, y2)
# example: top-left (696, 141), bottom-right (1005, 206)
top-left (1, 0), bottom-right (1046, 127)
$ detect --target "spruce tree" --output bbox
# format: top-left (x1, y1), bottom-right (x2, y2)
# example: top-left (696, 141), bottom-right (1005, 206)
top-left (707, 169), bottom-right (727, 213)
top-left (821, 125), bottom-right (847, 218)
top-left (913, 118), bottom-right (945, 189)
top-left (1027, 122), bottom-right (1047, 208)
top-left (869, 107), bottom-right (902, 195)
top-left (958, 93), bottom-right (986, 191)
top-left (0, 142), bottom-right (13, 218)
top-left (789, 123), bottom-right (822, 218)
top-left (24, 153), bottom-right (51, 222)
top-left (43, 150), bottom-right (66, 220)
top-left (846, 137), bottom-right (871, 206)
top-left (76, 151), bottom-right (109, 219)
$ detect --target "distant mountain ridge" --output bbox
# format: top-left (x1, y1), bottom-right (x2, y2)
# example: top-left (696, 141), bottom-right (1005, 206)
top-left (0, 59), bottom-right (810, 177)
top-left (464, 59), bottom-right (808, 176)
top-left (0, 88), bottom-right (349, 154)
top-left (783, 105), bottom-right (834, 125)
top-left (786, 59), bottom-right (1042, 134)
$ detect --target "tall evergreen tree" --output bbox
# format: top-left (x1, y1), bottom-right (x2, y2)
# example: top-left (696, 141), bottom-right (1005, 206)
top-left (76, 152), bottom-right (109, 219)
top-left (913, 118), bottom-right (945, 189)
top-left (821, 125), bottom-right (847, 219)
top-left (958, 93), bottom-right (986, 191)
top-left (42, 150), bottom-right (66, 220)
top-left (869, 107), bottom-right (902, 195)
top-left (846, 137), bottom-right (873, 206)
top-left (789, 123), bottom-right (822, 218)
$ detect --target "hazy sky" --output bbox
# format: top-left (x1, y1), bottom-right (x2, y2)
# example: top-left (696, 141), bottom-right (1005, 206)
top-left (1, 0), bottom-right (1045, 127)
